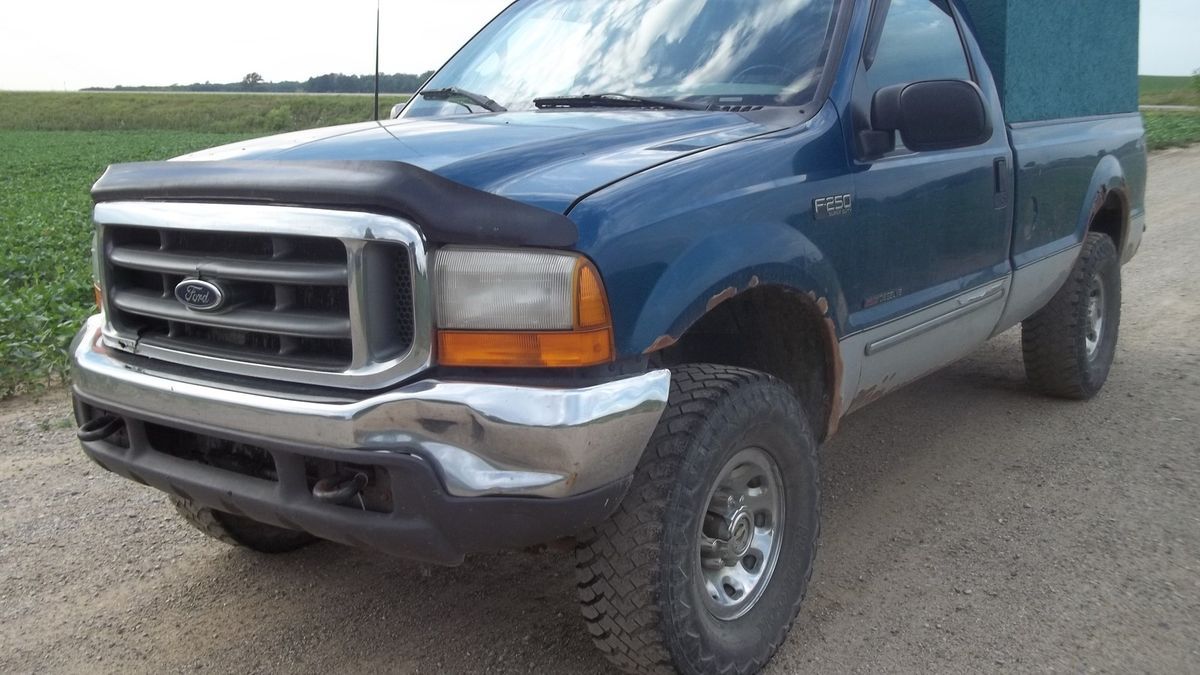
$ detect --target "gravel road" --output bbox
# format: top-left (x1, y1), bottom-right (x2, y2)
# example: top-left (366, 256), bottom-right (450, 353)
top-left (3, 147), bottom-right (1199, 674)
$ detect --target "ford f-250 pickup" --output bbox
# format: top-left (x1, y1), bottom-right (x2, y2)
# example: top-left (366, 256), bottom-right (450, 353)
top-left (71, 0), bottom-right (1146, 672)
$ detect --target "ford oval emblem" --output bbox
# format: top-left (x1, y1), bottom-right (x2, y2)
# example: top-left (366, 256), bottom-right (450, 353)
top-left (174, 279), bottom-right (226, 312)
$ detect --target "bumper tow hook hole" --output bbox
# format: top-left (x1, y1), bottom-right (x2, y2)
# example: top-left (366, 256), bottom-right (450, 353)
top-left (312, 471), bottom-right (369, 508)
top-left (78, 415), bottom-right (124, 443)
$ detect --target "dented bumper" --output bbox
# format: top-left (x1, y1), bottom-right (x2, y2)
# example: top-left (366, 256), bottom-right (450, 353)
top-left (70, 316), bottom-right (670, 562)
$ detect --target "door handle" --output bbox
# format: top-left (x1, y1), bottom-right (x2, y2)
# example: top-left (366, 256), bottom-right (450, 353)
top-left (993, 157), bottom-right (1011, 210)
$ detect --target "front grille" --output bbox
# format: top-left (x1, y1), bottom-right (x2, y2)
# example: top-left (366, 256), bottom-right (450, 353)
top-left (394, 249), bottom-right (415, 344)
top-left (94, 202), bottom-right (431, 389)
top-left (102, 224), bottom-right (415, 373)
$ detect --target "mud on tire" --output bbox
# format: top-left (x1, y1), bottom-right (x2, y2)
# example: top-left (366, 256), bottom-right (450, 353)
top-left (575, 364), bottom-right (820, 675)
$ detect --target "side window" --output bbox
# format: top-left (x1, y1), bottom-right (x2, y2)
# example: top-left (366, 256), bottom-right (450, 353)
top-left (866, 0), bottom-right (970, 92)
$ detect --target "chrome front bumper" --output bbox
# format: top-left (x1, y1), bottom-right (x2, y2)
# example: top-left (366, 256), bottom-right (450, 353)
top-left (70, 316), bottom-right (670, 499)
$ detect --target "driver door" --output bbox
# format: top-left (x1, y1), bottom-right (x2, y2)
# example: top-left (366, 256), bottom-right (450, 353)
top-left (842, 0), bottom-right (1014, 411)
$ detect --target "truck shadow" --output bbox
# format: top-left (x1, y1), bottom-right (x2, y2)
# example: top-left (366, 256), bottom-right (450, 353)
top-left (158, 331), bottom-right (1111, 672)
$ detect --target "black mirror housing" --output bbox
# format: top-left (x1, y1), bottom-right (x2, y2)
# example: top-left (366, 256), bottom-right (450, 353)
top-left (871, 80), bottom-right (991, 153)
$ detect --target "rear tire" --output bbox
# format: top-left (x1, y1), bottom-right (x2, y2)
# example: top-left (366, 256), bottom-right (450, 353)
top-left (576, 364), bottom-right (820, 675)
top-left (171, 497), bottom-right (316, 554)
top-left (1022, 232), bottom-right (1122, 399)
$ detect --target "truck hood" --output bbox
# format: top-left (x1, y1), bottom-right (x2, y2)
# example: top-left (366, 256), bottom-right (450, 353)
top-left (176, 111), bottom-right (771, 214)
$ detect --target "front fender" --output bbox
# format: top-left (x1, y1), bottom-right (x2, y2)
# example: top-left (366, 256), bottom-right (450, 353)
top-left (567, 102), bottom-right (853, 358)
top-left (619, 222), bottom-right (845, 354)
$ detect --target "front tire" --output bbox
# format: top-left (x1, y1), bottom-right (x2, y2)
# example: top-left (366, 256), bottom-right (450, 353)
top-left (576, 365), bottom-right (820, 675)
top-left (1022, 232), bottom-right (1122, 399)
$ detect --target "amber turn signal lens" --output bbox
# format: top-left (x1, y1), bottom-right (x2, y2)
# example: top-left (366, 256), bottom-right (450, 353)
top-left (438, 329), bottom-right (614, 368)
top-left (93, 283), bottom-right (103, 310)
top-left (575, 261), bottom-right (610, 330)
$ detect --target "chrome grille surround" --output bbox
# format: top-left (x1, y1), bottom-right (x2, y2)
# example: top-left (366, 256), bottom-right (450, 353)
top-left (94, 201), bottom-right (432, 390)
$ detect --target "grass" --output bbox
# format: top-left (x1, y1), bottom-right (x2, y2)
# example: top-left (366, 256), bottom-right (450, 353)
top-left (1139, 75), bottom-right (1200, 107)
top-left (1139, 72), bottom-right (1200, 151)
top-left (1143, 111), bottom-right (1200, 151)
top-left (0, 91), bottom-right (410, 134)
top-left (0, 130), bottom-right (250, 395)
top-left (0, 90), bottom-right (414, 396)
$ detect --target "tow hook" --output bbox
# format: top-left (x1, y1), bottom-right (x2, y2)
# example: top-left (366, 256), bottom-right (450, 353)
top-left (77, 415), bottom-right (125, 443)
top-left (312, 471), bottom-right (369, 506)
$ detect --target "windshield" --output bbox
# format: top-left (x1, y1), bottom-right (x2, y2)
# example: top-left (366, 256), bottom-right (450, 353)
top-left (403, 0), bottom-right (842, 117)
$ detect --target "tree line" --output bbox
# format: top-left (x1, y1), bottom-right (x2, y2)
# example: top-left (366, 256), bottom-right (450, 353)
top-left (84, 71), bottom-right (436, 94)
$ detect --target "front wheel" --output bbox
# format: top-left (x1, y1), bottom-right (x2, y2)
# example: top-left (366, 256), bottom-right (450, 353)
top-left (576, 365), bottom-right (820, 675)
top-left (1022, 232), bottom-right (1122, 399)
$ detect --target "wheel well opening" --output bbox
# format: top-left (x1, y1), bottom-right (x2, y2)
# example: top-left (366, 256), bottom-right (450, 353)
top-left (1090, 192), bottom-right (1126, 252)
top-left (656, 287), bottom-right (837, 440)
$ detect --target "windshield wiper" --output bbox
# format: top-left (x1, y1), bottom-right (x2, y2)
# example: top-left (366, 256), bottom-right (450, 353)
top-left (420, 87), bottom-right (507, 113)
top-left (533, 93), bottom-right (707, 111)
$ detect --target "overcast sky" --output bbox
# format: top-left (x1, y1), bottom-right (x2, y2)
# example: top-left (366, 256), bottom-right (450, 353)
top-left (0, 0), bottom-right (1196, 91)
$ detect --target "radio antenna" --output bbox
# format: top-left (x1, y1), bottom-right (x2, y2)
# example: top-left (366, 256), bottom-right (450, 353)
top-left (373, 0), bottom-right (381, 120)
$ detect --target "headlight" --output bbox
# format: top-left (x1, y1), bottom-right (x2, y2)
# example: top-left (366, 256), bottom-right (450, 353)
top-left (433, 247), bottom-right (614, 368)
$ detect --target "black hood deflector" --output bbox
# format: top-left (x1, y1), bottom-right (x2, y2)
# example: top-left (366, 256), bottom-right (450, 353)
top-left (91, 160), bottom-right (579, 248)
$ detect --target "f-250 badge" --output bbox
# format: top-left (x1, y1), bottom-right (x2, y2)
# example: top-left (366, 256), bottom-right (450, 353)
top-left (814, 194), bottom-right (852, 219)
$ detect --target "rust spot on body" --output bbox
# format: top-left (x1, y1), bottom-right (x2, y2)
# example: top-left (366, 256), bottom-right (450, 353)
top-left (823, 316), bottom-right (844, 439)
top-left (849, 385), bottom-right (888, 412)
top-left (644, 334), bottom-right (679, 354)
top-left (1087, 186), bottom-right (1112, 223)
top-left (707, 287), bottom-right (738, 312)
top-left (849, 373), bottom-right (901, 413)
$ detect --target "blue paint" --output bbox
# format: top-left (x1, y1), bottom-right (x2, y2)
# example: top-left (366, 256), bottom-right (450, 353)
top-left (569, 104), bottom-right (855, 351)
top-left (174, 0), bottom-right (1147, 361)
top-left (1008, 115), bottom-right (1147, 268)
top-left (180, 112), bottom-right (771, 215)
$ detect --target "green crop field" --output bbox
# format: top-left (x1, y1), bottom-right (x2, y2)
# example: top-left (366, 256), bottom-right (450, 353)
top-left (0, 90), bottom-right (412, 395)
top-left (1137, 76), bottom-right (1200, 149)
top-left (0, 130), bottom-right (252, 395)
top-left (1139, 75), bottom-right (1200, 106)
top-left (0, 88), bottom-right (1197, 397)
top-left (1144, 110), bottom-right (1200, 151)
top-left (0, 91), bottom-right (409, 134)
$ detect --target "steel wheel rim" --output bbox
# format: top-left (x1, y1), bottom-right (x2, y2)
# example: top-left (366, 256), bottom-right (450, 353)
top-left (696, 447), bottom-right (785, 621)
top-left (1085, 275), bottom-right (1106, 360)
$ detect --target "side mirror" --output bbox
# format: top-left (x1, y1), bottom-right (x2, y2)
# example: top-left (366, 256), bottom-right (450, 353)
top-left (389, 102), bottom-right (406, 119)
top-left (865, 80), bottom-right (991, 156)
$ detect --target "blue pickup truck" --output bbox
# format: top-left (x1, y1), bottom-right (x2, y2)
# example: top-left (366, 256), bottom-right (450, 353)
top-left (72, 0), bottom-right (1146, 672)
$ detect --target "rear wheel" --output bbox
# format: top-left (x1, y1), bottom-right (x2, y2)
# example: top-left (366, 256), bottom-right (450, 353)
top-left (576, 364), bottom-right (820, 675)
top-left (1022, 232), bottom-right (1122, 399)
top-left (171, 497), bottom-right (316, 554)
